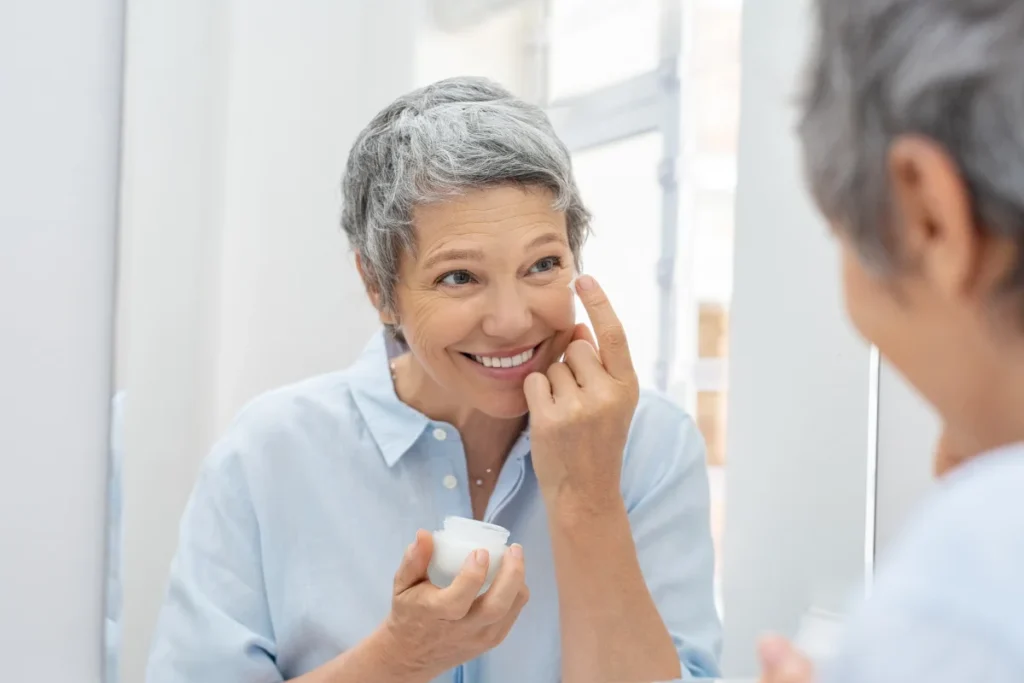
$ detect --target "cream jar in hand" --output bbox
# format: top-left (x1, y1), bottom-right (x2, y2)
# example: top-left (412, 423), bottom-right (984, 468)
top-left (427, 516), bottom-right (511, 595)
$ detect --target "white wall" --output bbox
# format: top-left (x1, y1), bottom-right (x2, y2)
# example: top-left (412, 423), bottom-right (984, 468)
top-left (118, 2), bottom-right (415, 680)
top-left (874, 363), bottom-right (940, 556)
top-left (721, 0), bottom-right (873, 675)
top-left (0, 0), bottom-right (124, 679)
top-left (415, 0), bottom-right (540, 98)
top-left (212, 0), bottom-right (412, 428)
top-left (117, 2), bottom-right (233, 680)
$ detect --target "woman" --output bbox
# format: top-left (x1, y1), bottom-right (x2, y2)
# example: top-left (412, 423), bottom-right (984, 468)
top-left (147, 77), bottom-right (721, 683)
top-left (759, 1), bottom-right (1024, 682)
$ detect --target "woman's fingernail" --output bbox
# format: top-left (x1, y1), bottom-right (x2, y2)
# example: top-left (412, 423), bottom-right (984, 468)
top-left (473, 549), bottom-right (488, 566)
top-left (510, 543), bottom-right (524, 559)
top-left (575, 274), bottom-right (596, 291)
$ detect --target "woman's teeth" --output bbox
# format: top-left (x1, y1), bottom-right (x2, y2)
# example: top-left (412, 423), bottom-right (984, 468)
top-left (472, 347), bottom-right (535, 369)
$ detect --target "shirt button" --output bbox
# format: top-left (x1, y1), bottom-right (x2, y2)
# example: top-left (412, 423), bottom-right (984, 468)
top-left (433, 428), bottom-right (447, 441)
top-left (442, 474), bottom-right (458, 489)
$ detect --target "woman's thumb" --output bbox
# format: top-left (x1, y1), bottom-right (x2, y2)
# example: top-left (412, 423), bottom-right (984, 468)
top-left (393, 529), bottom-right (433, 594)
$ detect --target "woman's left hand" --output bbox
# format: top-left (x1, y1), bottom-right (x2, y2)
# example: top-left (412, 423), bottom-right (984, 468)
top-left (758, 635), bottom-right (816, 683)
top-left (523, 275), bottom-right (640, 511)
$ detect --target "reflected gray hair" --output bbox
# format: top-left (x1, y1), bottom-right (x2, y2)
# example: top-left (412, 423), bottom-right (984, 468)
top-left (341, 76), bottom-right (590, 313)
top-left (799, 0), bottom-right (1024, 291)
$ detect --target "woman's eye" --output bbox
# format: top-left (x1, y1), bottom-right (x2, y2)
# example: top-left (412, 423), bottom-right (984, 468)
top-left (529, 256), bottom-right (562, 274)
top-left (438, 270), bottom-right (475, 287)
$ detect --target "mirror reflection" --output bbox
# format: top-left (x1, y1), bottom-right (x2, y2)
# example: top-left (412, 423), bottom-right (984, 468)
top-left (110, 0), bottom-right (735, 681)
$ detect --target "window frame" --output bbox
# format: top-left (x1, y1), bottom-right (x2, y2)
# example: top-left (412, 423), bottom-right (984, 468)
top-left (543, 0), bottom-right (683, 391)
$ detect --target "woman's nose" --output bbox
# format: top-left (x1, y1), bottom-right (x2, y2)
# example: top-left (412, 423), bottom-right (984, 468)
top-left (481, 284), bottom-right (533, 339)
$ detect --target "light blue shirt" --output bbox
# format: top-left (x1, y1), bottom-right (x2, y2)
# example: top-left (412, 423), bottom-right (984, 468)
top-left (822, 444), bottom-right (1024, 682)
top-left (147, 331), bottom-right (722, 682)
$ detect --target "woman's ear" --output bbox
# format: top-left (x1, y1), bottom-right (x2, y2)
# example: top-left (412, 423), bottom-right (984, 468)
top-left (888, 136), bottom-right (979, 299)
top-left (355, 252), bottom-right (397, 325)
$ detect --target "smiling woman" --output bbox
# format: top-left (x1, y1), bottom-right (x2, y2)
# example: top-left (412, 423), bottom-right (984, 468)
top-left (146, 76), bottom-right (721, 683)
top-left (382, 186), bottom-right (577, 420)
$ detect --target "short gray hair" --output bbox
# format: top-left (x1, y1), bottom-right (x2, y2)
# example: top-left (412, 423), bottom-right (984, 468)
top-left (341, 76), bottom-right (590, 313)
top-left (799, 0), bottom-right (1024, 292)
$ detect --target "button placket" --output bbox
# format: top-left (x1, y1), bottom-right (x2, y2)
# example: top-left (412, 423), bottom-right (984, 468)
top-left (484, 433), bottom-right (531, 522)
top-left (429, 424), bottom-right (472, 518)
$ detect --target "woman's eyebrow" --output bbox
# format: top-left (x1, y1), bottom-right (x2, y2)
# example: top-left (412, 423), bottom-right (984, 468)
top-left (421, 232), bottom-right (567, 269)
top-left (525, 232), bottom-right (568, 249)
top-left (421, 248), bottom-right (485, 270)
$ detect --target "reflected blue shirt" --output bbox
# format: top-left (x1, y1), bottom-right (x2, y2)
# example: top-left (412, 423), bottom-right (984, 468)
top-left (822, 444), bottom-right (1024, 682)
top-left (147, 331), bottom-right (722, 682)
top-left (106, 390), bottom-right (125, 683)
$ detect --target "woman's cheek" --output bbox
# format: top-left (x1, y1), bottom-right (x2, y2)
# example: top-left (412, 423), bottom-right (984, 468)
top-left (565, 284), bottom-right (577, 326)
top-left (532, 281), bottom-right (577, 331)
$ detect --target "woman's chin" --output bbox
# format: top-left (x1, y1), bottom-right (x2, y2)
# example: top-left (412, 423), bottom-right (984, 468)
top-left (470, 392), bottom-right (531, 421)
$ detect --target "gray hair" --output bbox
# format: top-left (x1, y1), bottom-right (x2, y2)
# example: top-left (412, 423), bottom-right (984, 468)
top-left (799, 0), bottom-right (1024, 293)
top-left (341, 76), bottom-right (590, 314)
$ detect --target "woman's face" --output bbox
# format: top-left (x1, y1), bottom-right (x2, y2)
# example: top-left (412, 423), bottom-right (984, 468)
top-left (386, 185), bottom-right (578, 419)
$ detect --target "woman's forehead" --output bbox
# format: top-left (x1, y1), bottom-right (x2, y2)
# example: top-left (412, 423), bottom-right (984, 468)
top-left (410, 186), bottom-right (568, 258)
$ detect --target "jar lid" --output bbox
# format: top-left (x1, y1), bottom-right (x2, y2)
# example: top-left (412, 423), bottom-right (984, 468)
top-left (442, 516), bottom-right (511, 545)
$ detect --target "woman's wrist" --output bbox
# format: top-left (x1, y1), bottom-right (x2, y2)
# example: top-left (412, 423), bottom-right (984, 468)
top-left (306, 623), bottom-right (430, 683)
top-left (363, 623), bottom-right (433, 683)
top-left (543, 486), bottom-right (627, 530)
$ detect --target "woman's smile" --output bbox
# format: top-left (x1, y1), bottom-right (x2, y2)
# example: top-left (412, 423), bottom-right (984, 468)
top-left (455, 340), bottom-right (549, 383)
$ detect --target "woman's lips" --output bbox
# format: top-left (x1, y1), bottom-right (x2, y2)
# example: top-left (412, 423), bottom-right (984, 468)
top-left (459, 341), bottom-right (546, 381)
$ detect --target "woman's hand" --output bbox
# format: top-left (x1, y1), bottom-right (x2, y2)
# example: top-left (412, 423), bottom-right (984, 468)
top-left (379, 530), bottom-right (530, 682)
top-left (523, 275), bottom-right (640, 511)
top-left (758, 635), bottom-right (816, 683)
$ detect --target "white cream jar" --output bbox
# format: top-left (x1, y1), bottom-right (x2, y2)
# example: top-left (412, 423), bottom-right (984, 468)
top-left (427, 516), bottom-right (511, 595)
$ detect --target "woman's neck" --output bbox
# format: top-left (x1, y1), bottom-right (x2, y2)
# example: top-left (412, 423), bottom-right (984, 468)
top-left (934, 337), bottom-right (1024, 476)
top-left (391, 353), bottom-right (525, 468)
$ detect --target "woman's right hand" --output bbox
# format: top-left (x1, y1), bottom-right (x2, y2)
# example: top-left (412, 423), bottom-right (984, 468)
top-left (379, 529), bottom-right (530, 682)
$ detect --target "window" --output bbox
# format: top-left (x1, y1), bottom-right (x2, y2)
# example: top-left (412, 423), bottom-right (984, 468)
top-left (573, 133), bottom-right (664, 386)
top-left (680, 0), bottom-right (743, 616)
top-left (547, 0), bottom-right (662, 99)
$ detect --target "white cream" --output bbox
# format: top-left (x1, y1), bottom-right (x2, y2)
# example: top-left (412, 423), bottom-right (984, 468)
top-left (427, 516), bottom-right (511, 595)
top-left (568, 273), bottom-right (581, 317)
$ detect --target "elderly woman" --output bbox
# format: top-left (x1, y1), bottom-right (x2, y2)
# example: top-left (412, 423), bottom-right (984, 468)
top-left (757, 1), bottom-right (1024, 683)
top-left (147, 77), bottom-right (721, 683)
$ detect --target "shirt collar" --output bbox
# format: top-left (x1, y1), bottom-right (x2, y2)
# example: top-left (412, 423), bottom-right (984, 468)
top-left (347, 330), bottom-right (429, 468)
top-left (347, 329), bottom-right (533, 467)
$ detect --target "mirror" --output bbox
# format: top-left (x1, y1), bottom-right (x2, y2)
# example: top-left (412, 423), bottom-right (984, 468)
top-left (108, 1), bottom-right (743, 681)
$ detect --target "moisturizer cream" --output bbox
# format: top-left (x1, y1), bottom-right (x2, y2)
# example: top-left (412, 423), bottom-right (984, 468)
top-left (427, 516), bottom-right (511, 595)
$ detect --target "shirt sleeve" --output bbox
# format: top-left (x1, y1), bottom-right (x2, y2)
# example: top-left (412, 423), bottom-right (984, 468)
top-left (820, 600), bottom-right (1022, 683)
top-left (147, 441), bottom-right (283, 683)
top-left (621, 397), bottom-right (723, 679)
top-left (820, 453), bottom-right (1024, 683)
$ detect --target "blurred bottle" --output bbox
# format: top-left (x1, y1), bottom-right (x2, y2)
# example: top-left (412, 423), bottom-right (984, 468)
top-left (794, 606), bottom-right (846, 665)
